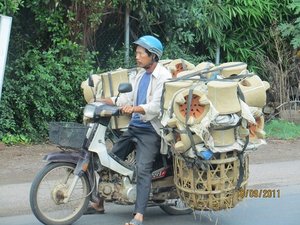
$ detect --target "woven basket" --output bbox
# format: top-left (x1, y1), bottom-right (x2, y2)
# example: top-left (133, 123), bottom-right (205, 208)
top-left (174, 151), bottom-right (249, 211)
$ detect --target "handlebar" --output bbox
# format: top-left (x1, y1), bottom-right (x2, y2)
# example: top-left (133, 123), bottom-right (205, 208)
top-left (96, 104), bottom-right (122, 117)
top-left (83, 102), bottom-right (122, 119)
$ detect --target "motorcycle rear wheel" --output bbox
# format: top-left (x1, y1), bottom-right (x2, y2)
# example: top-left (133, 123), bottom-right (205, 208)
top-left (30, 162), bottom-right (90, 225)
top-left (160, 198), bottom-right (193, 215)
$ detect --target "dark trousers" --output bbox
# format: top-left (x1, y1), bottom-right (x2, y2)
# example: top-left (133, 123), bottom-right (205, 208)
top-left (112, 126), bottom-right (161, 215)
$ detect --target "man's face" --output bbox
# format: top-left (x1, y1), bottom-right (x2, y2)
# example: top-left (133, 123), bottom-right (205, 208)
top-left (135, 46), bottom-right (152, 68)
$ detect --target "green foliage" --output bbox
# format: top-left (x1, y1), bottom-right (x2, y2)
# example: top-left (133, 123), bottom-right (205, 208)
top-left (105, 46), bottom-right (136, 71)
top-left (26, 0), bottom-right (73, 45)
top-left (220, 0), bottom-right (290, 67)
top-left (127, 0), bottom-right (291, 67)
top-left (1, 133), bottom-right (31, 145)
top-left (25, 0), bottom-right (119, 48)
top-left (163, 41), bottom-right (208, 65)
top-left (190, 0), bottom-right (231, 45)
top-left (265, 119), bottom-right (300, 140)
top-left (0, 1), bottom-right (97, 142)
top-left (278, 0), bottom-right (300, 49)
top-left (0, 0), bottom-right (23, 15)
top-left (0, 40), bottom-right (95, 141)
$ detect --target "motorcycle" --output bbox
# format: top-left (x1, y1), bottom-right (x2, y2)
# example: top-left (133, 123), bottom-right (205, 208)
top-left (29, 83), bottom-right (192, 225)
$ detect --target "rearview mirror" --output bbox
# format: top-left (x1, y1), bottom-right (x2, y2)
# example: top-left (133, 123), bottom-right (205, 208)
top-left (88, 75), bottom-right (94, 87)
top-left (115, 83), bottom-right (132, 105)
top-left (118, 83), bottom-right (132, 93)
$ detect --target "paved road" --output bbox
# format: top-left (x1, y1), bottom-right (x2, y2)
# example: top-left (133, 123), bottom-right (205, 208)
top-left (1, 160), bottom-right (300, 225)
top-left (1, 185), bottom-right (299, 225)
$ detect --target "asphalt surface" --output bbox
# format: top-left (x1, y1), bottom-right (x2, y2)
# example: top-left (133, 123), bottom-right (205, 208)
top-left (0, 160), bottom-right (300, 225)
top-left (0, 185), bottom-right (299, 225)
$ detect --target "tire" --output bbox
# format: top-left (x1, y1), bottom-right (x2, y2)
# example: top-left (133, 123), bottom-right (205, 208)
top-left (30, 162), bottom-right (91, 225)
top-left (160, 198), bottom-right (193, 215)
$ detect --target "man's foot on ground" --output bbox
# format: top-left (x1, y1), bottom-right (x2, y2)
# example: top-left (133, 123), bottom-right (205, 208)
top-left (83, 202), bottom-right (105, 215)
top-left (125, 218), bottom-right (143, 225)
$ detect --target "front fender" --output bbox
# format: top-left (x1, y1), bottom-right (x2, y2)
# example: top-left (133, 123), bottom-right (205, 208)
top-left (43, 150), bottom-right (98, 202)
top-left (43, 151), bottom-right (84, 164)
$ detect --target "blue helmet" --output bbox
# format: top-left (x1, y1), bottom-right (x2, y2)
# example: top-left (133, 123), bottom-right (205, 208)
top-left (133, 35), bottom-right (163, 59)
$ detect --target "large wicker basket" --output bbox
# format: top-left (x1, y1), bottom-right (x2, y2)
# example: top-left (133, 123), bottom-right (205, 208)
top-left (174, 151), bottom-right (249, 211)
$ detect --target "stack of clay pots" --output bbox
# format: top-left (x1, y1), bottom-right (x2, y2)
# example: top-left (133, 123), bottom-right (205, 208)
top-left (81, 68), bottom-right (131, 129)
top-left (162, 60), bottom-right (270, 155)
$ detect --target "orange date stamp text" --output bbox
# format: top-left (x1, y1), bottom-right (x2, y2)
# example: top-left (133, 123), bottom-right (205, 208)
top-left (239, 189), bottom-right (281, 198)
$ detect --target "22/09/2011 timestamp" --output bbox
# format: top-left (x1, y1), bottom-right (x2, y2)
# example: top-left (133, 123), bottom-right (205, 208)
top-left (239, 189), bottom-right (281, 198)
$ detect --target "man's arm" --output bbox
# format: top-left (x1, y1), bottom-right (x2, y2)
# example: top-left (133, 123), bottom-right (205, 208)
top-left (90, 97), bottom-right (114, 105)
top-left (121, 105), bottom-right (145, 115)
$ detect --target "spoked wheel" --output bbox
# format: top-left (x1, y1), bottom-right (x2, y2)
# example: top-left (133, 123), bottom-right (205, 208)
top-left (160, 198), bottom-right (193, 215)
top-left (30, 162), bottom-right (90, 225)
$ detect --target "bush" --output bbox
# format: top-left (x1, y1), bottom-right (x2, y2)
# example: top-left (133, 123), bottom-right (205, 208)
top-left (265, 119), bottom-right (300, 140)
top-left (0, 40), bottom-right (96, 142)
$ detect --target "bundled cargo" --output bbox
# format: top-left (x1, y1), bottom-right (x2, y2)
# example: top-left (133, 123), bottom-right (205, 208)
top-left (161, 61), bottom-right (270, 152)
top-left (166, 58), bottom-right (196, 78)
top-left (81, 68), bottom-right (133, 129)
top-left (161, 60), bottom-right (270, 211)
top-left (101, 68), bottom-right (129, 98)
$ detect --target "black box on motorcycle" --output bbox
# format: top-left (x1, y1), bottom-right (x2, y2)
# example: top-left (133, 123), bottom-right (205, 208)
top-left (49, 122), bottom-right (88, 149)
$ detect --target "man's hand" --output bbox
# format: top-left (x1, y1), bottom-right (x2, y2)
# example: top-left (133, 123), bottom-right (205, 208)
top-left (121, 105), bottom-right (135, 114)
top-left (121, 105), bottom-right (145, 115)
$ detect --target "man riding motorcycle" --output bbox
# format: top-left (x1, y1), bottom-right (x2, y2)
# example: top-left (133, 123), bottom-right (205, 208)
top-left (90, 35), bottom-right (172, 225)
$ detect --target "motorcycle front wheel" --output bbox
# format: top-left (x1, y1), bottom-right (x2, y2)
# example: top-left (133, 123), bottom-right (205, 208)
top-left (160, 198), bottom-right (193, 215)
top-left (30, 162), bottom-right (91, 225)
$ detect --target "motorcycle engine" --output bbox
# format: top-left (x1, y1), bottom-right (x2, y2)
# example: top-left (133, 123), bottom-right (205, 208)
top-left (98, 170), bottom-right (136, 203)
top-left (98, 182), bottom-right (115, 200)
top-left (120, 177), bottom-right (136, 203)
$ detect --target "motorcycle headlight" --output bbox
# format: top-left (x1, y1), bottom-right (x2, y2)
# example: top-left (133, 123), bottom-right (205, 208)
top-left (83, 102), bottom-right (104, 118)
top-left (83, 104), bottom-right (96, 118)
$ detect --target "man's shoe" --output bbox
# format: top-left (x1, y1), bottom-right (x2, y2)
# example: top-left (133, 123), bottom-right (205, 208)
top-left (84, 206), bottom-right (105, 215)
